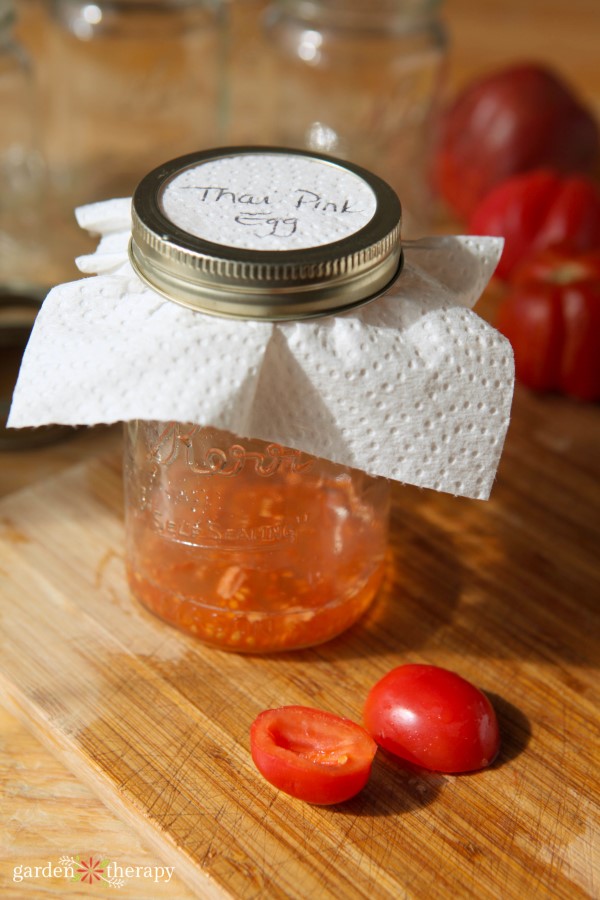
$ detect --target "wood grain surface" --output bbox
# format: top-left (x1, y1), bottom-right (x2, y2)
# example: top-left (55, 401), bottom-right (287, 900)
top-left (1, 381), bottom-right (599, 898)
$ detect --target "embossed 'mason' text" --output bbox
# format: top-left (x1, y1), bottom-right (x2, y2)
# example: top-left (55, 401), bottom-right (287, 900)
top-left (149, 424), bottom-right (313, 476)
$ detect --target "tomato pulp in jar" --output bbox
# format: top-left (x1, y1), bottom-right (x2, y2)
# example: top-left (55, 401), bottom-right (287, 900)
top-left (124, 421), bottom-right (390, 652)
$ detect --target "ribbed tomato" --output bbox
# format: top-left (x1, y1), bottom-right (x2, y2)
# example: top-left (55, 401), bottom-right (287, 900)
top-left (497, 247), bottom-right (600, 400)
top-left (434, 63), bottom-right (599, 219)
top-left (468, 169), bottom-right (600, 280)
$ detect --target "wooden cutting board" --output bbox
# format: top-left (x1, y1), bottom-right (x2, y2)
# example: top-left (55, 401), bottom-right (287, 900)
top-left (0, 388), bottom-right (599, 899)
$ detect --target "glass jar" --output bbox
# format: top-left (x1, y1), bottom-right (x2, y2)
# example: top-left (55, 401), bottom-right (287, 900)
top-left (46, 0), bottom-right (226, 206)
top-left (124, 146), bottom-right (402, 651)
top-left (221, 0), bottom-right (277, 145)
top-left (0, 0), bottom-right (47, 294)
top-left (264, 0), bottom-right (448, 233)
top-left (124, 422), bottom-right (390, 652)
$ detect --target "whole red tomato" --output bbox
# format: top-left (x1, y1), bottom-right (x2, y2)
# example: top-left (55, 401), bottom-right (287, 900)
top-left (434, 63), bottom-right (600, 219)
top-left (250, 706), bottom-right (377, 804)
top-left (496, 248), bottom-right (600, 400)
top-left (468, 169), bottom-right (600, 280)
top-left (363, 664), bottom-right (500, 773)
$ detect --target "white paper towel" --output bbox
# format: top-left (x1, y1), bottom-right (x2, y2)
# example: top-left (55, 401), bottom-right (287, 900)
top-left (8, 198), bottom-right (514, 499)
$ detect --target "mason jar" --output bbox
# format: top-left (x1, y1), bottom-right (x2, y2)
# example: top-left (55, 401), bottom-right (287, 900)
top-left (123, 146), bottom-right (402, 652)
top-left (264, 0), bottom-right (448, 233)
top-left (46, 0), bottom-right (225, 206)
top-left (124, 422), bottom-right (390, 652)
top-left (221, 0), bottom-right (277, 145)
top-left (0, 0), bottom-right (47, 294)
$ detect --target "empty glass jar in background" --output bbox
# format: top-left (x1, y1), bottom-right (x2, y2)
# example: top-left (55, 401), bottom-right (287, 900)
top-left (0, 0), bottom-right (47, 295)
top-left (221, 0), bottom-right (277, 145)
top-left (264, 0), bottom-right (448, 233)
top-left (46, 0), bottom-right (226, 206)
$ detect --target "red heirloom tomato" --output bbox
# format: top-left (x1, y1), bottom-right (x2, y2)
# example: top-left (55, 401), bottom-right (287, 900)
top-left (497, 247), bottom-right (600, 400)
top-left (364, 664), bottom-right (500, 774)
top-left (250, 706), bottom-right (377, 805)
top-left (434, 63), bottom-right (600, 219)
top-left (469, 169), bottom-right (600, 280)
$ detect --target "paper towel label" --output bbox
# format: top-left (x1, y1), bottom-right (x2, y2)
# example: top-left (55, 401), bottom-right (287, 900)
top-left (159, 153), bottom-right (377, 251)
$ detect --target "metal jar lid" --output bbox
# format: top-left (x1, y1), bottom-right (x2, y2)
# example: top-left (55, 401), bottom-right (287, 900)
top-left (129, 146), bottom-right (403, 321)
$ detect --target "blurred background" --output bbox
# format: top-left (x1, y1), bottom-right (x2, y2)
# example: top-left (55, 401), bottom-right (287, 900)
top-left (5, 0), bottom-right (598, 291)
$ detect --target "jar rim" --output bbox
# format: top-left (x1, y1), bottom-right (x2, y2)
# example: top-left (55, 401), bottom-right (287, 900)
top-left (129, 146), bottom-right (403, 321)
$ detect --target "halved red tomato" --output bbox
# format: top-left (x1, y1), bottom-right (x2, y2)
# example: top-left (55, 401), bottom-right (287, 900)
top-left (250, 705), bottom-right (377, 805)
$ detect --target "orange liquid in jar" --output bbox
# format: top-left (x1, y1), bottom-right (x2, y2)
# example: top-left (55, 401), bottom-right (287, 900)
top-left (124, 422), bottom-right (390, 652)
